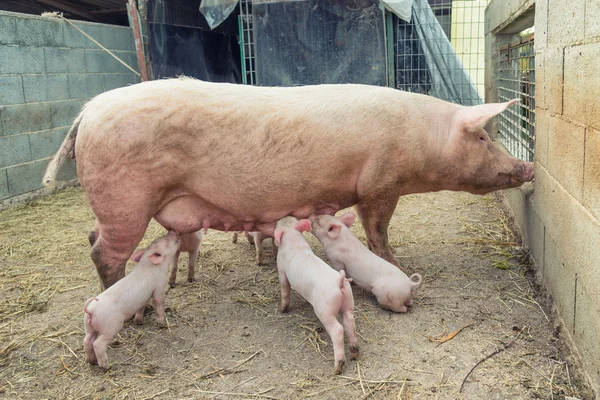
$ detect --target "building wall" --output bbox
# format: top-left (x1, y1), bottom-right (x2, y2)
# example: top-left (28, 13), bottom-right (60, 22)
top-left (0, 11), bottom-right (139, 203)
top-left (486, 0), bottom-right (600, 393)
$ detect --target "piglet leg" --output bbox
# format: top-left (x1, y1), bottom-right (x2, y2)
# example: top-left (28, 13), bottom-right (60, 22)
top-left (168, 250), bottom-right (182, 288)
top-left (255, 238), bottom-right (264, 265)
top-left (341, 310), bottom-right (359, 360)
top-left (187, 246), bottom-right (200, 282)
top-left (93, 335), bottom-right (113, 370)
top-left (278, 272), bottom-right (291, 313)
top-left (134, 305), bottom-right (145, 324)
top-left (320, 316), bottom-right (346, 375)
top-left (153, 294), bottom-right (166, 327)
top-left (83, 331), bottom-right (98, 364)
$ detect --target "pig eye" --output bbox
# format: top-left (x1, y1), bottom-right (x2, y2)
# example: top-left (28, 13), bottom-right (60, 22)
top-left (479, 136), bottom-right (486, 142)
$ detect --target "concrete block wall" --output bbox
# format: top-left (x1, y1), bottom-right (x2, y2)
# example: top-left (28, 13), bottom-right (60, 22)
top-left (0, 11), bottom-right (139, 202)
top-left (486, 0), bottom-right (600, 393)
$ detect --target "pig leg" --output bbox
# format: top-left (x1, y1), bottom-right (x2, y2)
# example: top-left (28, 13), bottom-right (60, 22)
top-left (153, 293), bottom-right (167, 327)
top-left (169, 250), bottom-right (182, 288)
top-left (88, 219), bottom-right (100, 247)
top-left (278, 272), bottom-right (291, 313)
top-left (83, 316), bottom-right (98, 364)
top-left (245, 232), bottom-right (255, 245)
top-left (187, 246), bottom-right (200, 283)
top-left (319, 315), bottom-right (346, 375)
top-left (341, 310), bottom-right (359, 360)
top-left (90, 218), bottom-right (150, 290)
top-left (355, 199), bottom-right (403, 270)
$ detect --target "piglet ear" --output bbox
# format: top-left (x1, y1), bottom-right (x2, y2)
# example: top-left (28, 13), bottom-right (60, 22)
top-left (327, 223), bottom-right (342, 239)
top-left (130, 249), bottom-right (146, 262)
top-left (274, 227), bottom-right (283, 246)
top-left (147, 252), bottom-right (164, 265)
top-left (455, 99), bottom-right (518, 132)
top-left (295, 219), bottom-right (312, 233)
top-left (340, 212), bottom-right (355, 228)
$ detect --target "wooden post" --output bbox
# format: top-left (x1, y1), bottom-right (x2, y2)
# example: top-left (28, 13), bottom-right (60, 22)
top-left (127, 0), bottom-right (149, 81)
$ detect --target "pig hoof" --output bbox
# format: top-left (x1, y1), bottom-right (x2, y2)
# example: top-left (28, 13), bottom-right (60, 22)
top-left (279, 304), bottom-right (289, 313)
top-left (134, 317), bottom-right (144, 325)
top-left (187, 277), bottom-right (194, 283)
top-left (156, 319), bottom-right (167, 328)
top-left (333, 360), bottom-right (345, 375)
top-left (169, 282), bottom-right (176, 288)
top-left (349, 345), bottom-right (360, 360)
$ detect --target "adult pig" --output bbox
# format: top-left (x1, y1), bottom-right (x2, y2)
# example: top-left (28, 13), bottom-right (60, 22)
top-left (42, 78), bottom-right (534, 289)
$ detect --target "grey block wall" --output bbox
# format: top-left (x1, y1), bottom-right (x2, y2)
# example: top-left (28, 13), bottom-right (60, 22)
top-left (486, 0), bottom-right (600, 394)
top-left (0, 11), bottom-right (139, 202)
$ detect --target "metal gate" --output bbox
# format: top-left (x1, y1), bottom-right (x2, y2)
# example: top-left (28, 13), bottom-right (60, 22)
top-left (497, 33), bottom-right (535, 162)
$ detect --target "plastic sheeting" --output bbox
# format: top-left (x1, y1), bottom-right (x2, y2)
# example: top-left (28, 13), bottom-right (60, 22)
top-left (379, 0), bottom-right (413, 22)
top-left (147, 0), bottom-right (241, 82)
top-left (411, 0), bottom-right (482, 105)
top-left (252, 0), bottom-right (387, 86)
top-left (199, 0), bottom-right (239, 30)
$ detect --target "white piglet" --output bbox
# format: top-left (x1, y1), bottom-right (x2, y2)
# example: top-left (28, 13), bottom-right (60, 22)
top-left (311, 213), bottom-right (422, 313)
top-left (233, 231), bottom-right (278, 265)
top-left (274, 216), bottom-right (358, 375)
top-left (83, 231), bottom-right (180, 369)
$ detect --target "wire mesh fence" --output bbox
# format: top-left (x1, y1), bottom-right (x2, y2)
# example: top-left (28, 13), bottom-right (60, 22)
top-left (497, 33), bottom-right (535, 162)
top-left (239, 0), bottom-right (256, 85)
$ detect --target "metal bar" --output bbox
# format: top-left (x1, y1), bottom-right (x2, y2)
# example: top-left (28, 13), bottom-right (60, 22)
top-left (128, 0), bottom-right (149, 81)
top-left (385, 9), bottom-right (395, 88)
top-left (238, 15), bottom-right (247, 85)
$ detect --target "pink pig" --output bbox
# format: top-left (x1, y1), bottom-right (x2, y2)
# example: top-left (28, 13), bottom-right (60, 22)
top-left (274, 216), bottom-right (358, 375)
top-left (233, 231), bottom-right (278, 264)
top-left (311, 213), bottom-right (422, 313)
top-left (83, 232), bottom-right (179, 369)
top-left (168, 230), bottom-right (202, 287)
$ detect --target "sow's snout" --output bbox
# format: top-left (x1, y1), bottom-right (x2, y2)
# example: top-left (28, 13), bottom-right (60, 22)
top-left (511, 162), bottom-right (535, 182)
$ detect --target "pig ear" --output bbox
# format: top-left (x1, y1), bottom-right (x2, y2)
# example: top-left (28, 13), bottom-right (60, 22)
top-left (274, 227), bottom-right (284, 246)
top-left (456, 99), bottom-right (519, 132)
top-left (130, 249), bottom-right (146, 262)
top-left (147, 251), bottom-right (164, 265)
top-left (327, 223), bottom-right (342, 239)
top-left (339, 212), bottom-right (355, 228)
top-left (295, 219), bottom-right (312, 233)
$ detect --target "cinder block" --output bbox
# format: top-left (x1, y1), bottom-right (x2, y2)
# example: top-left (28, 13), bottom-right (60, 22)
top-left (0, 133), bottom-right (31, 168)
top-left (15, 16), bottom-right (63, 47)
top-left (0, 102), bottom-right (52, 136)
top-left (543, 46), bottom-right (563, 115)
top-left (44, 47), bottom-right (87, 74)
top-left (29, 127), bottom-right (68, 160)
top-left (564, 42), bottom-right (600, 130)
top-left (543, 229), bottom-right (576, 331)
top-left (547, 114), bottom-right (585, 202)
top-left (0, 169), bottom-right (8, 200)
top-left (535, 163), bottom-right (600, 290)
top-left (103, 73), bottom-right (137, 91)
top-left (0, 75), bottom-right (24, 105)
top-left (574, 281), bottom-right (600, 390)
top-left (534, 0), bottom-right (548, 49)
top-left (50, 99), bottom-right (84, 128)
top-left (585, 0), bottom-right (600, 40)
top-left (534, 51), bottom-right (545, 109)
top-left (86, 49), bottom-right (138, 74)
top-left (5, 159), bottom-right (46, 197)
top-left (105, 26), bottom-right (135, 51)
top-left (67, 74), bottom-right (105, 99)
top-left (526, 200), bottom-right (545, 273)
top-left (534, 107), bottom-right (549, 167)
top-left (583, 127), bottom-right (600, 222)
top-left (65, 22), bottom-right (135, 51)
top-left (547, 0), bottom-right (584, 44)
top-left (0, 46), bottom-right (45, 74)
top-left (0, 12), bottom-right (17, 45)
top-left (22, 74), bottom-right (69, 103)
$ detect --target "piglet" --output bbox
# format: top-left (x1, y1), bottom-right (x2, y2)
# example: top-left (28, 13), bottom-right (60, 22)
top-left (274, 216), bottom-right (358, 375)
top-left (169, 230), bottom-right (202, 287)
top-left (233, 231), bottom-right (278, 265)
top-left (311, 213), bottom-right (422, 313)
top-left (83, 231), bottom-right (180, 369)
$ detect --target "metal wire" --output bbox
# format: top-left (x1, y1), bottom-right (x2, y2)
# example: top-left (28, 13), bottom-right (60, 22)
top-left (497, 33), bottom-right (535, 162)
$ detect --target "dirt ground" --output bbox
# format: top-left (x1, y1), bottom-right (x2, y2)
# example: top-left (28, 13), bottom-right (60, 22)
top-left (0, 187), bottom-right (590, 399)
